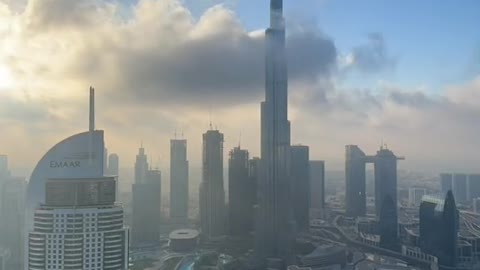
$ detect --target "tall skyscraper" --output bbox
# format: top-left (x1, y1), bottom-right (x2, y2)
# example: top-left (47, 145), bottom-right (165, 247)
top-left (468, 174), bottom-right (480, 201)
top-left (256, 0), bottom-right (294, 267)
top-left (374, 147), bottom-right (402, 217)
top-left (107, 153), bottom-right (119, 176)
top-left (0, 176), bottom-right (26, 269)
top-left (249, 157), bottom-right (261, 206)
top-left (310, 160), bottom-right (325, 216)
top-left (419, 192), bottom-right (459, 268)
top-left (200, 129), bottom-right (225, 239)
top-left (25, 87), bottom-right (129, 270)
top-left (408, 187), bottom-right (427, 207)
top-left (452, 173), bottom-right (467, 203)
top-left (0, 155), bottom-right (9, 178)
top-left (132, 167), bottom-right (162, 246)
top-left (290, 145), bottom-right (310, 232)
top-left (28, 177), bottom-right (129, 270)
top-left (170, 139), bottom-right (189, 220)
top-left (134, 144), bottom-right (149, 184)
top-left (228, 147), bottom-right (255, 236)
top-left (440, 173), bottom-right (453, 195)
top-left (378, 195), bottom-right (399, 251)
top-left (345, 145), bottom-right (367, 217)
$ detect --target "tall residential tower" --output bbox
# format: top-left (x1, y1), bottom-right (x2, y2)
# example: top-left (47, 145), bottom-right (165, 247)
top-left (200, 129), bottom-right (225, 239)
top-left (256, 0), bottom-right (294, 267)
top-left (170, 139), bottom-right (189, 220)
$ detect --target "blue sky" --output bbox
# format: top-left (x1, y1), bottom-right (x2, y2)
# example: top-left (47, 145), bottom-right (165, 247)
top-left (182, 0), bottom-right (480, 93)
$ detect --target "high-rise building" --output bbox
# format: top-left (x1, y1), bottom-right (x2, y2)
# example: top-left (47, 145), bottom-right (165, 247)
top-left (200, 129), bottom-right (225, 239)
top-left (256, 0), bottom-right (294, 267)
top-left (374, 147), bottom-right (402, 218)
top-left (310, 161), bottom-right (325, 212)
top-left (419, 192), bottom-right (459, 268)
top-left (378, 195), bottom-right (399, 251)
top-left (132, 167), bottom-right (161, 246)
top-left (107, 153), bottom-right (119, 176)
top-left (290, 145), bottom-right (310, 232)
top-left (25, 87), bottom-right (129, 270)
top-left (473, 198), bottom-right (480, 213)
top-left (345, 145), bottom-right (367, 217)
top-left (228, 147), bottom-right (254, 236)
top-left (0, 155), bottom-right (9, 178)
top-left (0, 176), bottom-right (26, 269)
top-left (440, 173), bottom-right (453, 195)
top-left (249, 157), bottom-right (260, 206)
top-left (408, 187), bottom-right (427, 207)
top-left (28, 177), bottom-right (129, 270)
top-left (170, 139), bottom-right (189, 220)
top-left (452, 173), bottom-right (468, 203)
top-left (467, 174), bottom-right (480, 201)
top-left (134, 145), bottom-right (149, 184)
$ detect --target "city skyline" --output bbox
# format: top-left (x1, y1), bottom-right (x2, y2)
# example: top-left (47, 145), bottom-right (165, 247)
top-left (0, 0), bottom-right (480, 173)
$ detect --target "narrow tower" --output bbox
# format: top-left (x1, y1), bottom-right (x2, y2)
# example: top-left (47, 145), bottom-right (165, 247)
top-left (256, 0), bottom-right (293, 267)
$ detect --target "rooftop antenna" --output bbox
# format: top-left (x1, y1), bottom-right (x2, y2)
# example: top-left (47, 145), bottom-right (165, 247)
top-left (239, 131), bottom-right (242, 148)
top-left (89, 86), bottom-right (95, 132)
top-left (209, 105), bottom-right (213, 130)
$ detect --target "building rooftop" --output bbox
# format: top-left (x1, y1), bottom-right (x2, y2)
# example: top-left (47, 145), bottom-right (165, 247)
top-left (169, 229), bottom-right (199, 240)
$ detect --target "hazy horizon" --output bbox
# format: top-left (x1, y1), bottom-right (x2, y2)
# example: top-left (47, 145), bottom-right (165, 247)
top-left (1, 0), bottom-right (479, 173)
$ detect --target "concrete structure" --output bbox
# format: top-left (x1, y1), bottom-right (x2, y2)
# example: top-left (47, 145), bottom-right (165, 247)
top-left (0, 155), bottom-right (8, 178)
top-left (345, 145), bottom-right (367, 217)
top-left (419, 192), bottom-right (459, 268)
top-left (374, 147), bottom-right (402, 218)
top-left (169, 229), bottom-right (199, 252)
top-left (290, 145), bottom-right (310, 232)
top-left (170, 139), bottom-right (189, 220)
top-left (107, 153), bottom-right (119, 176)
top-left (228, 147), bottom-right (254, 235)
top-left (200, 129), bottom-right (225, 239)
top-left (309, 160), bottom-right (325, 213)
top-left (468, 174), bottom-right (480, 201)
top-left (132, 166), bottom-right (161, 246)
top-left (298, 245), bottom-right (346, 269)
top-left (256, 0), bottom-right (294, 267)
top-left (473, 198), bottom-right (480, 213)
top-left (249, 157), bottom-right (260, 206)
top-left (440, 173), bottom-right (453, 196)
top-left (453, 174), bottom-right (468, 203)
top-left (0, 176), bottom-right (26, 269)
top-left (25, 87), bottom-right (129, 270)
top-left (28, 177), bottom-right (129, 270)
top-left (409, 187), bottom-right (427, 207)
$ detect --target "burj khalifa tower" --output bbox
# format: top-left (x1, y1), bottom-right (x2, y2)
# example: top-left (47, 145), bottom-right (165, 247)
top-left (256, 0), bottom-right (294, 268)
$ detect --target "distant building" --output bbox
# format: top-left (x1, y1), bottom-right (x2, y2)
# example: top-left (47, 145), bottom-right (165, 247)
top-left (169, 229), bottom-right (199, 252)
top-left (467, 174), bottom-right (480, 201)
top-left (249, 157), bottom-right (260, 205)
top-left (200, 129), bottom-right (225, 239)
top-left (345, 145), bottom-right (367, 218)
top-left (0, 176), bottom-right (25, 269)
top-left (290, 145), bottom-right (310, 232)
top-left (107, 153), bottom-right (119, 176)
top-left (473, 198), bottom-right (480, 213)
top-left (374, 147), bottom-right (401, 218)
top-left (408, 187), bottom-right (427, 207)
top-left (379, 195), bottom-right (399, 251)
top-left (170, 139), bottom-right (189, 220)
top-left (0, 155), bottom-right (9, 178)
top-left (132, 169), bottom-right (161, 246)
top-left (452, 174), bottom-right (468, 203)
top-left (228, 147), bottom-right (254, 235)
top-left (419, 192), bottom-right (459, 268)
top-left (310, 160), bottom-right (325, 212)
top-left (440, 173), bottom-right (453, 195)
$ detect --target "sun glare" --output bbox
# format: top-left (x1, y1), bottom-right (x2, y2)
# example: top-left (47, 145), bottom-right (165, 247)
top-left (0, 64), bottom-right (14, 90)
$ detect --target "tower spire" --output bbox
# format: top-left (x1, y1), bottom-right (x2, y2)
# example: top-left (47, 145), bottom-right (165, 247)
top-left (89, 86), bottom-right (95, 132)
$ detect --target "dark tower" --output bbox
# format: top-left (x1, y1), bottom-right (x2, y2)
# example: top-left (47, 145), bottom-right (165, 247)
top-left (379, 195), bottom-right (399, 251)
top-left (442, 190), bottom-right (459, 267)
top-left (345, 145), bottom-right (367, 217)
